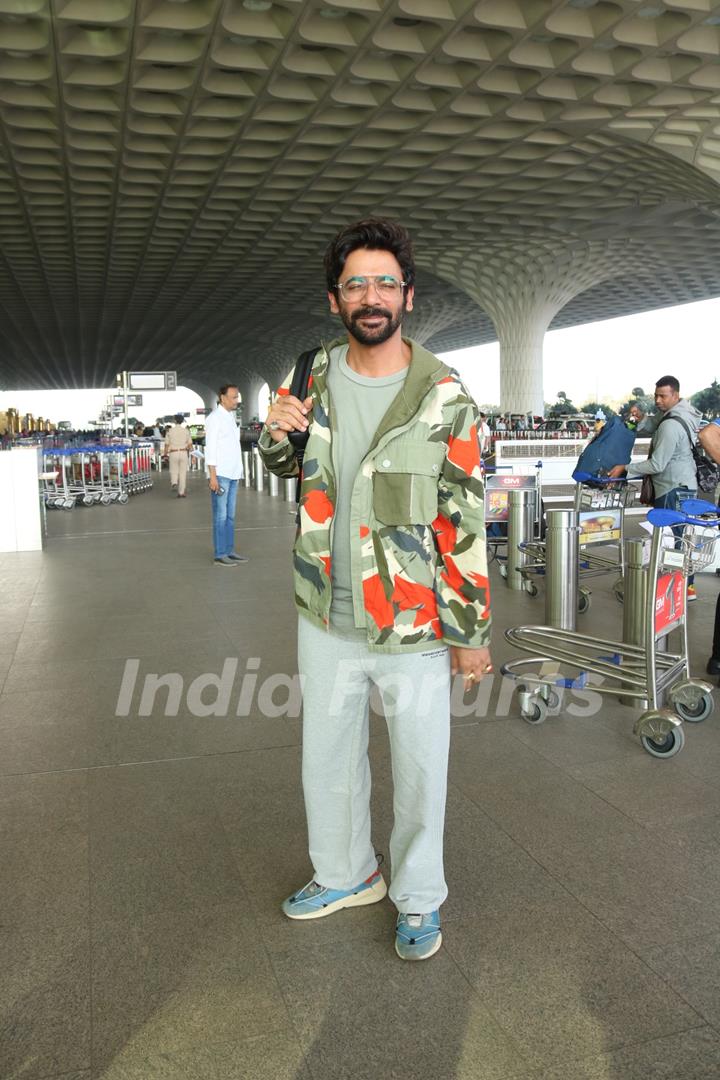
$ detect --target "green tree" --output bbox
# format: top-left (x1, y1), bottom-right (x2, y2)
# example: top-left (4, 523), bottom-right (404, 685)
top-left (691, 380), bottom-right (720, 418)
top-left (548, 390), bottom-right (576, 416)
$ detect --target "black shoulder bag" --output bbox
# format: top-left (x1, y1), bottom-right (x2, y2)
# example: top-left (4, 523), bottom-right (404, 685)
top-left (665, 414), bottom-right (720, 494)
top-left (287, 347), bottom-right (320, 503)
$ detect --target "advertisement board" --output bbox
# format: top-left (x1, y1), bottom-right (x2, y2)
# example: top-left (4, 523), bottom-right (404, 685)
top-left (579, 508), bottom-right (622, 545)
top-left (128, 371), bottom-right (177, 391)
top-left (485, 474), bottom-right (536, 523)
top-left (655, 571), bottom-right (685, 637)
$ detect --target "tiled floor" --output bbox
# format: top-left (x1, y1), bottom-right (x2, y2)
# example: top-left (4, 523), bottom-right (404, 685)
top-left (2, 472), bottom-right (720, 1079)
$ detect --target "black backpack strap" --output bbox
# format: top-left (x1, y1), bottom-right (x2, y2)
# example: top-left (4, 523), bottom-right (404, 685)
top-left (288, 347), bottom-right (319, 407)
top-left (662, 413), bottom-right (695, 445)
top-left (287, 346), bottom-right (320, 504)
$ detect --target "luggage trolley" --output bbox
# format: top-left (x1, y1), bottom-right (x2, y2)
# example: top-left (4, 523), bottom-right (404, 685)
top-left (42, 449), bottom-right (73, 510)
top-left (518, 473), bottom-right (638, 611)
top-left (501, 498), bottom-right (718, 759)
top-left (484, 462), bottom-right (543, 568)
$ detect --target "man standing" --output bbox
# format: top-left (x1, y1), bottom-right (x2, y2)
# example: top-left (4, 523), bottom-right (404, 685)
top-left (205, 384), bottom-right (247, 566)
top-left (610, 375), bottom-right (701, 599)
top-left (258, 218), bottom-right (492, 961)
top-left (164, 414), bottom-right (192, 497)
top-left (478, 411), bottom-right (492, 458)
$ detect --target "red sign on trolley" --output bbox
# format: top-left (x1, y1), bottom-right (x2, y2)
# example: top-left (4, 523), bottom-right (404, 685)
top-left (655, 571), bottom-right (685, 636)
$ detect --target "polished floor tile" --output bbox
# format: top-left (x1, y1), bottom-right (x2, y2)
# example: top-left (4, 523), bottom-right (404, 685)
top-left (0, 483), bottom-right (718, 1080)
top-left (0, 922), bottom-right (91, 1079)
top-left (91, 904), bottom-right (290, 1076)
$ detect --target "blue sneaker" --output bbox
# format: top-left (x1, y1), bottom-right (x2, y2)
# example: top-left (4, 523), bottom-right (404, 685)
top-left (395, 911), bottom-right (442, 961)
top-left (282, 868), bottom-right (387, 920)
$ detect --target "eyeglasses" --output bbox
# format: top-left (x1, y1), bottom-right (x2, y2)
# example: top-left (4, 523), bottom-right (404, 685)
top-left (336, 275), bottom-right (406, 302)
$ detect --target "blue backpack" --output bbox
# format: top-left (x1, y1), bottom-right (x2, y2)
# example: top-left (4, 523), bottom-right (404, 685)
top-left (572, 416), bottom-right (636, 483)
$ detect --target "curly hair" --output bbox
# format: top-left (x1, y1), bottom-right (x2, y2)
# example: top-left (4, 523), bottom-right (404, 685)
top-left (324, 218), bottom-right (415, 293)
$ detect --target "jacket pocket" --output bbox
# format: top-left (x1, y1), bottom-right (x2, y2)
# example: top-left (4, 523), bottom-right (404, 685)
top-left (373, 442), bottom-right (445, 525)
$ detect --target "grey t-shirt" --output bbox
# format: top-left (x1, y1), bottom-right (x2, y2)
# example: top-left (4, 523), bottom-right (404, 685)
top-left (326, 344), bottom-right (408, 631)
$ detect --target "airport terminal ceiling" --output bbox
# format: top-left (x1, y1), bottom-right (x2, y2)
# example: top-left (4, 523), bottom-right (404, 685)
top-left (1, 0), bottom-right (720, 399)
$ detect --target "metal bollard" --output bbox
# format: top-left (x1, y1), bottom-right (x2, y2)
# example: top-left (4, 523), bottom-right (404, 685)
top-left (620, 537), bottom-right (666, 706)
top-left (268, 472), bottom-right (279, 496)
top-left (507, 488), bottom-right (534, 591)
top-left (253, 449), bottom-right (264, 493)
top-left (242, 450), bottom-right (252, 488)
top-left (622, 539), bottom-right (646, 648)
top-left (284, 478), bottom-right (296, 501)
top-left (545, 509), bottom-right (579, 630)
top-left (620, 538), bottom-right (646, 706)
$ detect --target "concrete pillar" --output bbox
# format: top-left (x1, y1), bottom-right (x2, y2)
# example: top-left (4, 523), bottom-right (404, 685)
top-left (237, 375), bottom-right (267, 426)
top-left (182, 378), bottom-right (217, 415)
top-left (440, 240), bottom-right (613, 416)
top-left (496, 304), bottom-right (553, 418)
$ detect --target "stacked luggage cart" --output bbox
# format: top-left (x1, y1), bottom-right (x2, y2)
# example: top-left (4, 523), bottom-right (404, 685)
top-left (484, 462), bottom-right (544, 567)
top-left (517, 472), bottom-right (638, 611)
top-left (502, 497), bottom-right (718, 759)
top-left (42, 443), bottom-right (153, 510)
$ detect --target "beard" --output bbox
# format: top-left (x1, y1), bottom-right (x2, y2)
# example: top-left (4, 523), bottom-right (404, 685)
top-left (339, 302), bottom-right (405, 346)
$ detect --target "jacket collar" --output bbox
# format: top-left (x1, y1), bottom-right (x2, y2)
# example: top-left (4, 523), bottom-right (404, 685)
top-left (316, 336), bottom-right (449, 430)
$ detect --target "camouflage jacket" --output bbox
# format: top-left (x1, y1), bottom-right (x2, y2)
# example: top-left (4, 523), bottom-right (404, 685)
top-left (258, 336), bottom-right (491, 653)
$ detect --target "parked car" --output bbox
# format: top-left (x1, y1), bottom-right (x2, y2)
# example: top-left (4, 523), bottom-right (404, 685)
top-left (535, 415), bottom-right (592, 437)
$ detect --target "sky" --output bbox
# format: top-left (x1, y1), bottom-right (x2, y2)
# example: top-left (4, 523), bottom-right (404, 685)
top-left (0, 386), bottom-right (206, 431)
top-left (438, 295), bottom-right (720, 411)
top-left (1, 296), bottom-right (718, 427)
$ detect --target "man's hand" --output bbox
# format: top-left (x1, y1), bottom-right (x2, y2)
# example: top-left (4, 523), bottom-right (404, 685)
top-left (265, 395), bottom-right (313, 444)
top-left (608, 465), bottom-right (626, 479)
top-left (450, 646), bottom-right (493, 689)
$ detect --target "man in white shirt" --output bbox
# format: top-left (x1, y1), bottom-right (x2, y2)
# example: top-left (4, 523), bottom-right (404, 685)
top-left (478, 412), bottom-right (491, 457)
top-left (204, 384), bottom-right (248, 566)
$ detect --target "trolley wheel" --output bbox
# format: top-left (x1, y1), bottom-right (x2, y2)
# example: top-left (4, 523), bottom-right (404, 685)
top-left (542, 687), bottom-right (561, 711)
top-left (636, 710), bottom-right (685, 759)
top-left (63, 498), bottom-right (75, 510)
top-left (612, 577), bottom-right (624, 605)
top-left (499, 563), bottom-right (507, 580)
top-left (525, 580), bottom-right (538, 597)
top-left (673, 692), bottom-right (714, 724)
top-left (523, 697), bottom-right (547, 725)
top-left (118, 493), bottom-right (129, 504)
top-left (641, 725), bottom-right (685, 759)
top-left (578, 588), bottom-right (591, 614)
top-left (82, 495), bottom-right (93, 506)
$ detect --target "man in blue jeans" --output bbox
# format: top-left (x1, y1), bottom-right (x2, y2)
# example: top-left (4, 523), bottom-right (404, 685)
top-left (610, 375), bottom-right (701, 599)
top-left (205, 384), bottom-right (248, 566)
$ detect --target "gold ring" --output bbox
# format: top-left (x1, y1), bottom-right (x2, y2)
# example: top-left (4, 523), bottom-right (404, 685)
top-left (463, 672), bottom-right (476, 682)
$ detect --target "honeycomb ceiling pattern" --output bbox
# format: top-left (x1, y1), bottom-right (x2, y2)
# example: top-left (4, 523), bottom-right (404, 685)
top-left (1, 0), bottom-right (720, 394)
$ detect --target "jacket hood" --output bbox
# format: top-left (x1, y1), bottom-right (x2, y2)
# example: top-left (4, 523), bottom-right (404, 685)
top-left (665, 398), bottom-right (702, 431)
top-left (321, 335), bottom-right (448, 384)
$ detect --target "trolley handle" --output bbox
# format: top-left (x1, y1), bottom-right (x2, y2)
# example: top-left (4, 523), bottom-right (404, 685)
top-left (573, 470), bottom-right (638, 486)
top-left (648, 505), bottom-right (720, 528)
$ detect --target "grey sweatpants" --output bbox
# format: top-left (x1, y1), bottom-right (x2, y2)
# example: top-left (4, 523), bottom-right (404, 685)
top-left (297, 615), bottom-right (451, 914)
